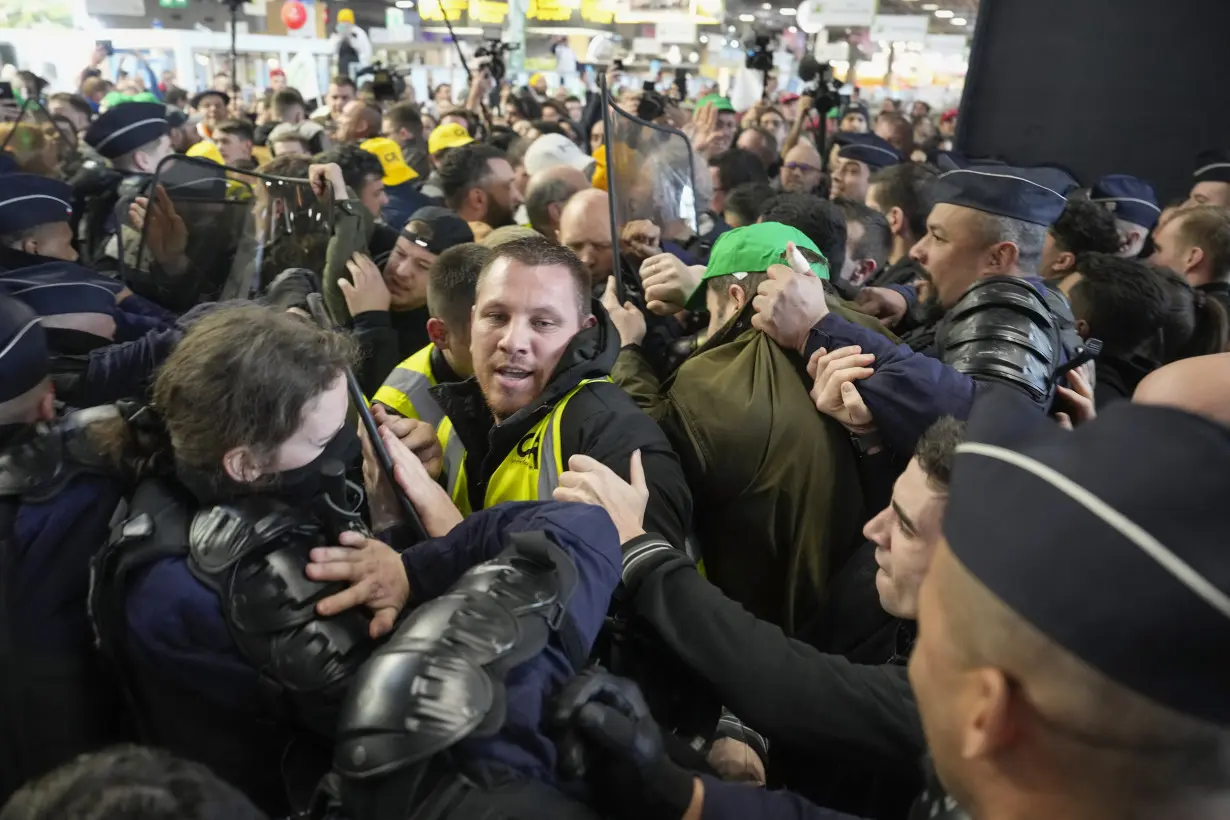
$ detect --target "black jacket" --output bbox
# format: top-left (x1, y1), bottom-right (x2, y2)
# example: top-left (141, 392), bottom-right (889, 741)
top-left (1093, 352), bottom-right (1155, 409)
top-left (432, 302), bottom-right (692, 551)
top-left (866, 255), bottom-right (928, 290)
top-left (620, 538), bottom-right (925, 818)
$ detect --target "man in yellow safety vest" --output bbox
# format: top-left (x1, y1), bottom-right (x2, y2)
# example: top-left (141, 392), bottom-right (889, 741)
top-left (412, 234), bottom-right (693, 550)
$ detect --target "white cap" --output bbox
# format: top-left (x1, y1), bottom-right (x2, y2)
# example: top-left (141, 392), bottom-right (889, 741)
top-left (524, 133), bottom-right (595, 178)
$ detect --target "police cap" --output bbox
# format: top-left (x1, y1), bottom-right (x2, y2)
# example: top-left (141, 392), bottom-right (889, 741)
top-left (0, 294), bottom-right (48, 403)
top-left (947, 388), bottom-right (1230, 726)
top-left (84, 101), bottom-right (171, 160)
top-left (836, 132), bottom-right (902, 171)
top-left (0, 173), bottom-right (73, 235)
top-left (1090, 174), bottom-right (1161, 229)
top-left (934, 165), bottom-right (1077, 226)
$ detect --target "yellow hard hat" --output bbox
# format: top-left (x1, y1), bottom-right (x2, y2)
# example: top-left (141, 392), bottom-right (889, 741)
top-left (337, 8), bottom-right (355, 24)
top-left (186, 140), bottom-right (224, 164)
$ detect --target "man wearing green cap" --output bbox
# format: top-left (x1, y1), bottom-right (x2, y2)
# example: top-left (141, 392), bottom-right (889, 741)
top-left (693, 94), bottom-right (739, 159)
top-left (607, 222), bottom-right (893, 633)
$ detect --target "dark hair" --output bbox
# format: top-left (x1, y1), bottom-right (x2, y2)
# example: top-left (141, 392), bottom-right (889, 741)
top-left (441, 108), bottom-right (479, 136)
top-left (712, 148), bottom-right (768, 194)
top-left (760, 193), bottom-right (848, 276)
top-left (565, 95), bottom-right (581, 104)
top-left (487, 126), bottom-right (519, 153)
top-left (867, 162), bottom-right (938, 240)
top-left (314, 143), bottom-right (385, 193)
top-left (429, 243), bottom-right (492, 328)
top-left (1068, 254), bottom-right (1168, 357)
top-left (164, 87), bottom-right (189, 108)
top-left (530, 119), bottom-right (566, 138)
top-left (0, 745), bottom-right (266, 820)
top-left (756, 107), bottom-right (784, 125)
top-left (384, 101), bottom-right (423, 138)
top-left (146, 305), bottom-right (354, 482)
top-left (480, 235), bottom-right (590, 317)
top-left (48, 92), bottom-right (93, 121)
top-left (272, 89), bottom-right (306, 118)
top-left (214, 119), bottom-right (255, 143)
top-left (329, 75), bottom-right (357, 91)
top-left (723, 182), bottom-right (775, 227)
top-left (508, 94), bottom-right (542, 122)
top-left (1174, 205), bottom-right (1230, 283)
top-left (834, 196), bottom-right (891, 270)
top-left (1152, 265), bottom-right (1230, 362)
top-left (1050, 198), bottom-right (1121, 257)
top-left (439, 143), bottom-right (507, 211)
top-left (915, 416), bottom-right (964, 492)
top-left (542, 100), bottom-right (570, 120)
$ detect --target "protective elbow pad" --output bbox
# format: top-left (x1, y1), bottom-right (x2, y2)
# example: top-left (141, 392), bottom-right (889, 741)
top-left (935, 276), bottom-right (1062, 404)
top-left (188, 498), bottom-right (374, 719)
top-left (333, 531), bottom-right (580, 780)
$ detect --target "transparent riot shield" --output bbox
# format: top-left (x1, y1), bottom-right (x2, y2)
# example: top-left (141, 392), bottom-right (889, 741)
top-left (0, 98), bottom-right (80, 179)
top-left (119, 155), bottom-right (331, 311)
top-left (602, 87), bottom-right (700, 302)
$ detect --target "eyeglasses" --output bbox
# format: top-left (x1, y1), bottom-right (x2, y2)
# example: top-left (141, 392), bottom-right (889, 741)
top-left (783, 161), bottom-right (819, 174)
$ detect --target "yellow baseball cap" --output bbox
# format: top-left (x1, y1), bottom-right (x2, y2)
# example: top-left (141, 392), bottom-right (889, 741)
top-left (428, 122), bottom-right (474, 155)
top-left (337, 7), bottom-right (355, 23)
top-left (186, 140), bottom-right (224, 164)
top-left (529, 72), bottom-right (545, 86)
top-left (361, 137), bottom-right (417, 186)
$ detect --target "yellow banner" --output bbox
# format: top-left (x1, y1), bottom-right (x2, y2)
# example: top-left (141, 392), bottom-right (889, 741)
top-left (527, 0), bottom-right (579, 21)
top-left (580, 0), bottom-right (616, 23)
top-left (418, 0), bottom-right (467, 21)
top-left (470, 0), bottom-right (508, 22)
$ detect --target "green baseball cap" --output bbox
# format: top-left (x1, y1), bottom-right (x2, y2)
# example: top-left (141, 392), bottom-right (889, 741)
top-left (688, 222), bottom-right (829, 311)
top-left (696, 93), bottom-right (736, 113)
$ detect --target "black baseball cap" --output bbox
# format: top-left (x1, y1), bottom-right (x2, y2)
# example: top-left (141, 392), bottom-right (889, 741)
top-left (404, 207), bottom-right (474, 255)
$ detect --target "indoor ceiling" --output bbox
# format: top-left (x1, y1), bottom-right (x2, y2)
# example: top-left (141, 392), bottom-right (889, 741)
top-left (724, 0), bottom-right (979, 38)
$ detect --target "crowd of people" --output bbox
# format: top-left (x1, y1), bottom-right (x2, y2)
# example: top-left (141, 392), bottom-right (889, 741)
top-left (2, 46), bottom-right (1230, 820)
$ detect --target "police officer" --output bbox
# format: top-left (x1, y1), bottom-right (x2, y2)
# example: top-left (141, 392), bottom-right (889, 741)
top-left (373, 243), bottom-right (492, 425)
top-left (79, 101), bottom-right (173, 270)
top-left (1184, 147), bottom-right (1230, 208)
top-left (754, 164), bottom-right (1087, 455)
top-left (829, 132), bottom-right (902, 204)
top-left (553, 387), bottom-right (1230, 820)
top-left (1089, 174), bottom-right (1161, 258)
top-left (0, 296), bottom-right (128, 803)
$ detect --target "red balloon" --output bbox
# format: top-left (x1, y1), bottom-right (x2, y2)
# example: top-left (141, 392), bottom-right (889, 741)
top-left (282, 0), bottom-right (307, 30)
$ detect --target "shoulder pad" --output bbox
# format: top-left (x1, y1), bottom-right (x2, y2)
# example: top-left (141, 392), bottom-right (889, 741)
top-left (936, 276), bottom-right (1061, 404)
top-left (189, 497), bottom-right (318, 576)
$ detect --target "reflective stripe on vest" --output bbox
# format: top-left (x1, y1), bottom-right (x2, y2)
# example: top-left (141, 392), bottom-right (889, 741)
top-left (372, 344), bottom-right (445, 426)
top-left (436, 377), bottom-right (609, 515)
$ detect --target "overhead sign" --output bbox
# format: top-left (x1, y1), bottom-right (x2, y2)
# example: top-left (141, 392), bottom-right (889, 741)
top-left (811, 0), bottom-right (876, 28)
top-left (470, 0), bottom-right (508, 23)
top-left (418, 0), bottom-right (467, 21)
top-left (870, 14), bottom-right (928, 42)
top-left (925, 33), bottom-right (969, 54)
top-left (580, 0), bottom-right (617, 23)
top-left (528, 0), bottom-right (579, 21)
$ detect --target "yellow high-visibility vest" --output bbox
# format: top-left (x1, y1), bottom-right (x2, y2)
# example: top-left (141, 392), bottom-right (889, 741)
top-left (372, 344), bottom-right (445, 426)
top-left (436, 377), bottom-right (609, 514)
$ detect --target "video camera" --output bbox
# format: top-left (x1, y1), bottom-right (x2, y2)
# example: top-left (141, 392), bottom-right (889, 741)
top-left (474, 39), bottom-right (517, 83)
top-left (745, 35), bottom-right (775, 73)
top-left (356, 62), bottom-right (407, 103)
top-left (798, 55), bottom-right (844, 114)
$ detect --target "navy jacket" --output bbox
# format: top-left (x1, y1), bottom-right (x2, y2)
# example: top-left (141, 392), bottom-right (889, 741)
top-left (124, 501), bottom-right (621, 781)
top-left (698, 777), bottom-right (866, 820)
top-left (805, 276), bottom-right (1062, 456)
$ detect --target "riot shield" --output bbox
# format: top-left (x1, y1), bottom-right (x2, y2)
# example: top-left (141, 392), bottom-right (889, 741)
top-left (602, 86), bottom-right (700, 302)
top-left (0, 98), bottom-right (80, 178)
top-left (119, 155), bottom-right (331, 311)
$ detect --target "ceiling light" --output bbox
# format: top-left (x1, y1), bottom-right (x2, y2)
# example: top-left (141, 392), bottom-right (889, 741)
top-left (727, 24), bottom-right (736, 31)
top-left (779, 6), bottom-right (795, 13)
top-left (787, 24), bottom-right (797, 31)
top-left (950, 16), bottom-right (966, 25)
top-left (395, 0), bottom-right (414, 7)
top-left (762, 2), bottom-right (771, 8)
top-left (934, 9), bottom-right (954, 17)
top-left (689, 51), bottom-right (700, 61)
top-left (700, 34), bottom-right (708, 42)
top-left (729, 38), bottom-right (741, 47)
top-left (738, 13), bottom-right (754, 21)
top-left (921, 2), bottom-right (937, 8)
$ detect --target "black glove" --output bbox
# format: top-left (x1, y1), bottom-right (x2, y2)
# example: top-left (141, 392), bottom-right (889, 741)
top-left (552, 669), bottom-right (695, 820)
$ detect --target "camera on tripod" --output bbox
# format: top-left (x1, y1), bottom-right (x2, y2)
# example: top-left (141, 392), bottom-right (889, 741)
top-left (356, 62), bottom-right (406, 102)
top-left (798, 54), bottom-right (844, 113)
top-left (474, 39), bottom-right (517, 83)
